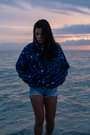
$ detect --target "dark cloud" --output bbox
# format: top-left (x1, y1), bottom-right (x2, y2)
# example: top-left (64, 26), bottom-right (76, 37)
top-left (48, 5), bottom-right (90, 15)
top-left (53, 24), bottom-right (90, 35)
top-left (0, 39), bottom-right (90, 50)
top-left (48, 10), bottom-right (70, 15)
top-left (0, 0), bottom-right (90, 14)
top-left (63, 6), bottom-right (90, 15)
top-left (0, 0), bottom-right (20, 8)
top-left (58, 0), bottom-right (90, 9)
top-left (0, 0), bottom-right (31, 10)
top-left (54, 36), bottom-right (72, 38)
top-left (60, 39), bottom-right (90, 46)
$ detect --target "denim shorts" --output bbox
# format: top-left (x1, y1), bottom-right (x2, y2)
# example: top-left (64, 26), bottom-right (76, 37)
top-left (29, 87), bottom-right (58, 98)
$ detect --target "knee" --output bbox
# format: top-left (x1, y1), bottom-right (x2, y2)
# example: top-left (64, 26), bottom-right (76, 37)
top-left (36, 117), bottom-right (44, 127)
top-left (46, 119), bottom-right (54, 127)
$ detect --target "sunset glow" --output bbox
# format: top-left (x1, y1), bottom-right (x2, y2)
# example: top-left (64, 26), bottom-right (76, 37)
top-left (0, 0), bottom-right (90, 50)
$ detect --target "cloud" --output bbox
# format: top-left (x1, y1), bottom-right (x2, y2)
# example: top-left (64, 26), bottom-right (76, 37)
top-left (54, 36), bottom-right (72, 38)
top-left (0, 0), bottom-right (90, 15)
top-left (0, 39), bottom-right (90, 50)
top-left (53, 24), bottom-right (90, 35)
top-left (60, 39), bottom-right (90, 46)
top-left (47, 4), bottom-right (90, 15)
top-left (0, 0), bottom-right (31, 10)
top-left (0, 0), bottom-right (90, 50)
top-left (58, 0), bottom-right (90, 9)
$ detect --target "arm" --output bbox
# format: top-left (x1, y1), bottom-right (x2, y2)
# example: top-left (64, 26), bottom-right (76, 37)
top-left (16, 48), bottom-right (29, 84)
top-left (55, 44), bottom-right (70, 85)
top-left (60, 48), bottom-right (70, 72)
top-left (59, 46), bottom-right (70, 84)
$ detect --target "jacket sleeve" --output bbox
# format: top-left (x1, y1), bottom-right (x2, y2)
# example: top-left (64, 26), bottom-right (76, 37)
top-left (61, 48), bottom-right (70, 71)
top-left (59, 47), bottom-right (70, 84)
top-left (16, 48), bottom-right (28, 84)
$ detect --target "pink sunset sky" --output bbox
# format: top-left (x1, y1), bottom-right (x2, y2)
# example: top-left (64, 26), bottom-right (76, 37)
top-left (0, 0), bottom-right (90, 50)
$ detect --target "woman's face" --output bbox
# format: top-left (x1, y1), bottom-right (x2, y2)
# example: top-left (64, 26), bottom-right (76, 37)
top-left (35, 28), bottom-right (44, 45)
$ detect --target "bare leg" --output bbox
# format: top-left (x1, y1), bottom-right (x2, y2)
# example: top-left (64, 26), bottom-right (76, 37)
top-left (30, 95), bottom-right (44, 135)
top-left (44, 96), bottom-right (57, 134)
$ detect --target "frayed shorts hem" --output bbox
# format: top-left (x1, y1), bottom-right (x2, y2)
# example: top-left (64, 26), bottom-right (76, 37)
top-left (29, 87), bottom-right (58, 98)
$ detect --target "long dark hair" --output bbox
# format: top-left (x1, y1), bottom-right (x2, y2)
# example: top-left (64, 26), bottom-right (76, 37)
top-left (33, 19), bottom-right (57, 59)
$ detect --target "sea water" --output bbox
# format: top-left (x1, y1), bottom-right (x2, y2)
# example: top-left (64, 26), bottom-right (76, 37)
top-left (0, 50), bottom-right (90, 135)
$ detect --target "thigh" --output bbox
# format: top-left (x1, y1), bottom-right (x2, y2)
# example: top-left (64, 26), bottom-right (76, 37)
top-left (30, 95), bottom-right (44, 120)
top-left (44, 96), bottom-right (57, 122)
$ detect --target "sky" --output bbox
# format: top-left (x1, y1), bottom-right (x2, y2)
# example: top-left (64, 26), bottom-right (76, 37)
top-left (0, 0), bottom-right (90, 50)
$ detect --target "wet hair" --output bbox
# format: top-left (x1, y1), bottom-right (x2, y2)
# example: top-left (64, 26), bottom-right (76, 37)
top-left (33, 19), bottom-right (57, 59)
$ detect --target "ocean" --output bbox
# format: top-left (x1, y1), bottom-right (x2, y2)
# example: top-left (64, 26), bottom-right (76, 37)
top-left (0, 50), bottom-right (90, 135)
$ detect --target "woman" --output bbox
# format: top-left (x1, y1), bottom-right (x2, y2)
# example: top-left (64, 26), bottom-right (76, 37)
top-left (16, 19), bottom-right (70, 135)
